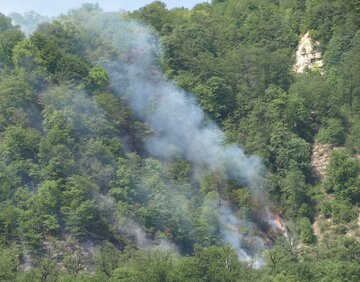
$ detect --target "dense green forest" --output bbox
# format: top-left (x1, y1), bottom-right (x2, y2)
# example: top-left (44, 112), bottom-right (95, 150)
top-left (0, 0), bottom-right (359, 281)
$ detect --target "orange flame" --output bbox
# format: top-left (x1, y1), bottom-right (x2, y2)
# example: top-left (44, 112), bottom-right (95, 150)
top-left (273, 213), bottom-right (285, 231)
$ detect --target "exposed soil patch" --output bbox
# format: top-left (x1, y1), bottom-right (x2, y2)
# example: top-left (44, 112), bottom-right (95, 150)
top-left (311, 142), bottom-right (333, 181)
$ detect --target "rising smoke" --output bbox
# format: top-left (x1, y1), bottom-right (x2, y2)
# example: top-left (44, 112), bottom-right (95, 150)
top-left (61, 7), bottom-right (270, 262)
top-left (68, 8), bottom-right (265, 192)
top-left (9, 11), bottom-right (50, 35)
top-left (11, 5), bottom-right (274, 263)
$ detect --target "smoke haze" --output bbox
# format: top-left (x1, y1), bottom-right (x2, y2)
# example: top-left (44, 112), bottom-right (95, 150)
top-left (66, 9), bottom-right (268, 260)
top-left (9, 11), bottom-right (49, 35)
top-left (11, 6), bottom-right (270, 263)
top-left (69, 10), bottom-right (265, 189)
top-left (63, 7), bottom-right (268, 261)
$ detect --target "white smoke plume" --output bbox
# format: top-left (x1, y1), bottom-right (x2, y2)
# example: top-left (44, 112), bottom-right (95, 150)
top-left (219, 202), bottom-right (265, 267)
top-left (9, 11), bottom-right (50, 35)
top-left (62, 7), bottom-right (268, 262)
top-left (64, 8), bottom-right (268, 261)
top-left (120, 218), bottom-right (178, 252)
top-left (66, 8), bottom-right (265, 192)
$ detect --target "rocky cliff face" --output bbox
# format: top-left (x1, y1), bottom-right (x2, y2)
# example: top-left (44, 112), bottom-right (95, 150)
top-left (293, 32), bottom-right (323, 74)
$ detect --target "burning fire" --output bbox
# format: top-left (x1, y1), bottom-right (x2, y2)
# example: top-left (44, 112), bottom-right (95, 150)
top-left (267, 211), bottom-right (288, 238)
top-left (273, 213), bottom-right (285, 232)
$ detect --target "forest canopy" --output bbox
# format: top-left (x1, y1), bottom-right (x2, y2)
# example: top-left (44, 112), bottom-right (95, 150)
top-left (0, 1), bottom-right (359, 281)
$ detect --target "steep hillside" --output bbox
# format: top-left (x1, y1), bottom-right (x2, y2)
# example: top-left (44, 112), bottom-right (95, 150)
top-left (0, 1), bottom-right (359, 281)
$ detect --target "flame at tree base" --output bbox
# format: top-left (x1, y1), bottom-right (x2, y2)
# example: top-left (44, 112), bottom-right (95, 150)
top-left (267, 211), bottom-right (288, 238)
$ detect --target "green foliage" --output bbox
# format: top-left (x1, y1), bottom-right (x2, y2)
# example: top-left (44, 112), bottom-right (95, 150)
top-left (346, 118), bottom-right (360, 154)
top-left (0, 202), bottom-right (18, 244)
top-left (279, 168), bottom-right (309, 218)
top-left (12, 39), bottom-right (44, 71)
top-left (132, 1), bottom-right (171, 33)
top-left (269, 126), bottom-right (312, 175)
top-left (0, 74), bottom-right (34, 129)
top-left (0, 246), bottom-right (18, 281)
top-left (0, 13), bottom-right (25, 68)
top-left (33, 258), bottom-right (59, 281)
top-left (231, 188), bottom-right (258, 218)
top-left (54, 53), bottom-right (89, 82)
top-left (112, 249), bottom-right (175, 282)
top-left (30, 20), bottom-right (89, 83)
top-left (289, 73), bottom-right (336, 120)
top-left (325, 150), bottom-right (360, 203)
top-left (96, 242), bottom-right (120, 276)
top-left (0, 1), bottom-right (360, 281)
top-left (64, 199), bottom-right (106, 237)
top-left (194, 76), bottom-right (233, 121)
top-left (87, 66), bottom-right (109, 90)
top-left (297, 217), bottom-right (316, 244)
top-left (1, 125), bottom-right (41, 161)
top-left (321, 198), bottom-right (358, 224)
top-left (170, 246), bottom-right (249, 282)
top-left (265, 237), bottom-right (298, 275)
top-left (317, 118), bottom-right (346, 146)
